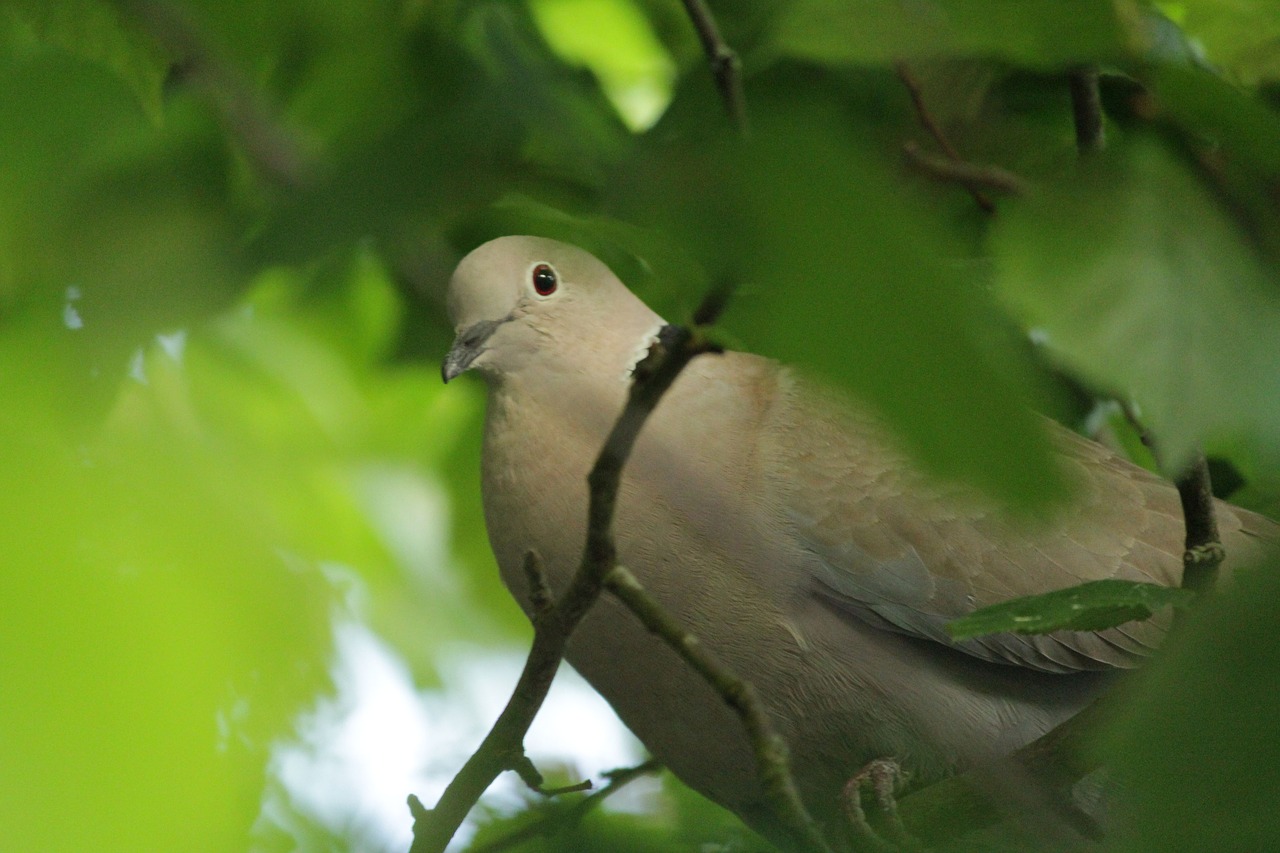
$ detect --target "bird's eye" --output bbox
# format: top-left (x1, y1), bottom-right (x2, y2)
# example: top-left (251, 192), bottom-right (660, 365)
top-left (531, 263), bottom-right (558, 296)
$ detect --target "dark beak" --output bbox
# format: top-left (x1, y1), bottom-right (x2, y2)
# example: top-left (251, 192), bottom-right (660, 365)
top-left (442, 318), bottom-right (503, 383)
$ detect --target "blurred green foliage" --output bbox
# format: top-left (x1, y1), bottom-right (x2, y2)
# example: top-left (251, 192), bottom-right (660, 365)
top-left (1106, 558), bottom-right (1280, 853)
top-left (1, 0), bottom-right (1278, 850)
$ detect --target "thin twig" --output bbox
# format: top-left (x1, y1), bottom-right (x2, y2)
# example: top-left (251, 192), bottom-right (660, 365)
top-left (509, 752), bottom-right (593, 796)
top-left (409, 288), bottom-right (742, 853)
top-left (896, 62), bottom-right (995, 212)
top-left (469, 760), bottom-right (662, 853)
top-left (606, 565), bottom-right (831, 852)
top-left (902, 142), bottom-right (1029, 196)
top-left (896, 63), bottom-right (964, 162)
top-left (1068, 67), bottom-right (1106, 155)
top-left (679, 0), bottom-right (748, 134)
top-left (1119, 401), bottom-right (1158, 460)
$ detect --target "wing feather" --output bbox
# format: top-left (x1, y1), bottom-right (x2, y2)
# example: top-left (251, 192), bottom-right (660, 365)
top-left (760, 370), bottom-right (1274, 673)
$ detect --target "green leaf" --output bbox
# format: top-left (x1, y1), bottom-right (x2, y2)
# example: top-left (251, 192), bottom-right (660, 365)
top-left (772, 0), bottom-right (1144, 67)
top-left (992, 137), bottom-right (1280, 473)
top-left (0, 50), bottom-right (149, 219)
top-left (947, 579), bottom-right (1195, 639)
top-left (0, 391), bottom-right (334, 851)
top-left (724, 103), bottom-right (1063, 511)
top-left (1148, 65), bottom-right (1280, 261)
top-left (529, 0), bottom-right (676, 130)
top-left (2, 0), bottom-right (170, 120)
top-left (1106, 560), bottom-right (1280, 851)
top-left (1166, 0), bottom-right (1280, 82)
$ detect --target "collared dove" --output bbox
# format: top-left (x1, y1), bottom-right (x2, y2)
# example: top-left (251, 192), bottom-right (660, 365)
top-left (442, 235), bottom-right (1277, 836)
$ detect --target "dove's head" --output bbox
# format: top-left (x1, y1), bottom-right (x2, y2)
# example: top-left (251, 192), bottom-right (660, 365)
top-left (442, 236), bottom-right (664, 384)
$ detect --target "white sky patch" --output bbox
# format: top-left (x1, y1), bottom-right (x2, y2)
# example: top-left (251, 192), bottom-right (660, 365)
top-left (1083, 399), bottom-right (1121, 438)
top-left (267, 622), bottom-right (645, 851)
top-left (129, 348), bottom-right (148, 384)
top-left (157, 329), bottom-right (188, 363)
top-left (356, 466), bottom-right (455, 589)
top-left (63, 286), bottom-right (84, 330)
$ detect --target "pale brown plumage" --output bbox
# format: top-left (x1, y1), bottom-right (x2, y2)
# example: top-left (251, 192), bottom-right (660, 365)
top-left (443, 235), bottom-right (1278, 833)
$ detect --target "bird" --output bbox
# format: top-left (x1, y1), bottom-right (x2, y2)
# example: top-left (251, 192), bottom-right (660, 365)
top-left (441, 235), bottom-right (1277, 842)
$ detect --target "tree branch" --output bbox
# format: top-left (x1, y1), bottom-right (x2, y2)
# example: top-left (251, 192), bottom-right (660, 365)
top-left (1068, 66), bottom-right (1106, 155)
top-left (1175, 454), bottom-right (1224, 593)
top-left (606, 566), bottom-right (830, 852)
top-left (901, 142), bottom-right (1028, 196)
top-left (679, 0), bottom-right (748, 134)
top-left (469, 760), bottom-right (662, 853)
top-left (1118, 403), bottom-right (1224, 593)
top-left (896, 62), bottom-right (996, 212)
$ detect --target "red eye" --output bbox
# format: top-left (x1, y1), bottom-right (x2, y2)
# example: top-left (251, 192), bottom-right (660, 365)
top-left (531, 263), bottom-right (558, 296)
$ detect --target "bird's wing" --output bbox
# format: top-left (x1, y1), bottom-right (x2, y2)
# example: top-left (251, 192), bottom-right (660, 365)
top-left (759, 369), bottom-right (1263, 674)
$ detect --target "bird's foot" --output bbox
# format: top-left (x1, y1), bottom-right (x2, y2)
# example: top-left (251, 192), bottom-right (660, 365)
top-left (840, 758), bottom-right (920, 852)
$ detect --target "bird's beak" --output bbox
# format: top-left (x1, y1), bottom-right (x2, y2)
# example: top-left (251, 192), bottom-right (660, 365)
top-left (442, 318), bottom-right (503, 383)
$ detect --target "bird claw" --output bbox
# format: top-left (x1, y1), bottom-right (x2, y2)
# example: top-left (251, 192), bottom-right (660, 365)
top-left (840, 758), bottom-right (919, 852)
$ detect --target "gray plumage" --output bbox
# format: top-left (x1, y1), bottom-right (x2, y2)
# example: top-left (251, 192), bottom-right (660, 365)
top-left (443, 235), bottom-right (1277, 832)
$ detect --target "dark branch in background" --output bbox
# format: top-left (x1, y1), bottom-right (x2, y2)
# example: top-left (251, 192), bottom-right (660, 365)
top-left (895, 63), bottom-right (964, 162)
top-left (1068, 67), bottom-right (1106, 154)
top-left (1117, 400), bottom-right (1224, 595)
top-left (409, 286), bottom-right (828, 853)
top-left (896, 62), bottom-right (996, 212)
top-left (1175, 455), bottom-right (1224, 592)
top-left (470, 760), bottom-right (662, 853)
top-left (679, 0), bottom-right (748, 134)
top-left (901, 142), bottom-right (1028, 196)
top-left (122, 0), bottom-right (316, 188)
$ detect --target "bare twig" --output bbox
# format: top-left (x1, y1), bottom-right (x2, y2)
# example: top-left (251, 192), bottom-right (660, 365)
top-left (469, 760), bottom-right (662, 853)
top-left (509, 752), bottom-right (593, 796)
top-left (606, 566), bottom-right (831, 852)
top-left (896, 63), bottom-right (964, 163)
top-left (1119, 400), bottom-right (1157, 459)
top-left (896, 62), bottom-right (995, 212)
top-left (1068, 67), bottom-right (1106, 155)
top-left (902, 142), bottom-right (1029, 196)
top-left (679, 0), bottom-right (748, 134)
